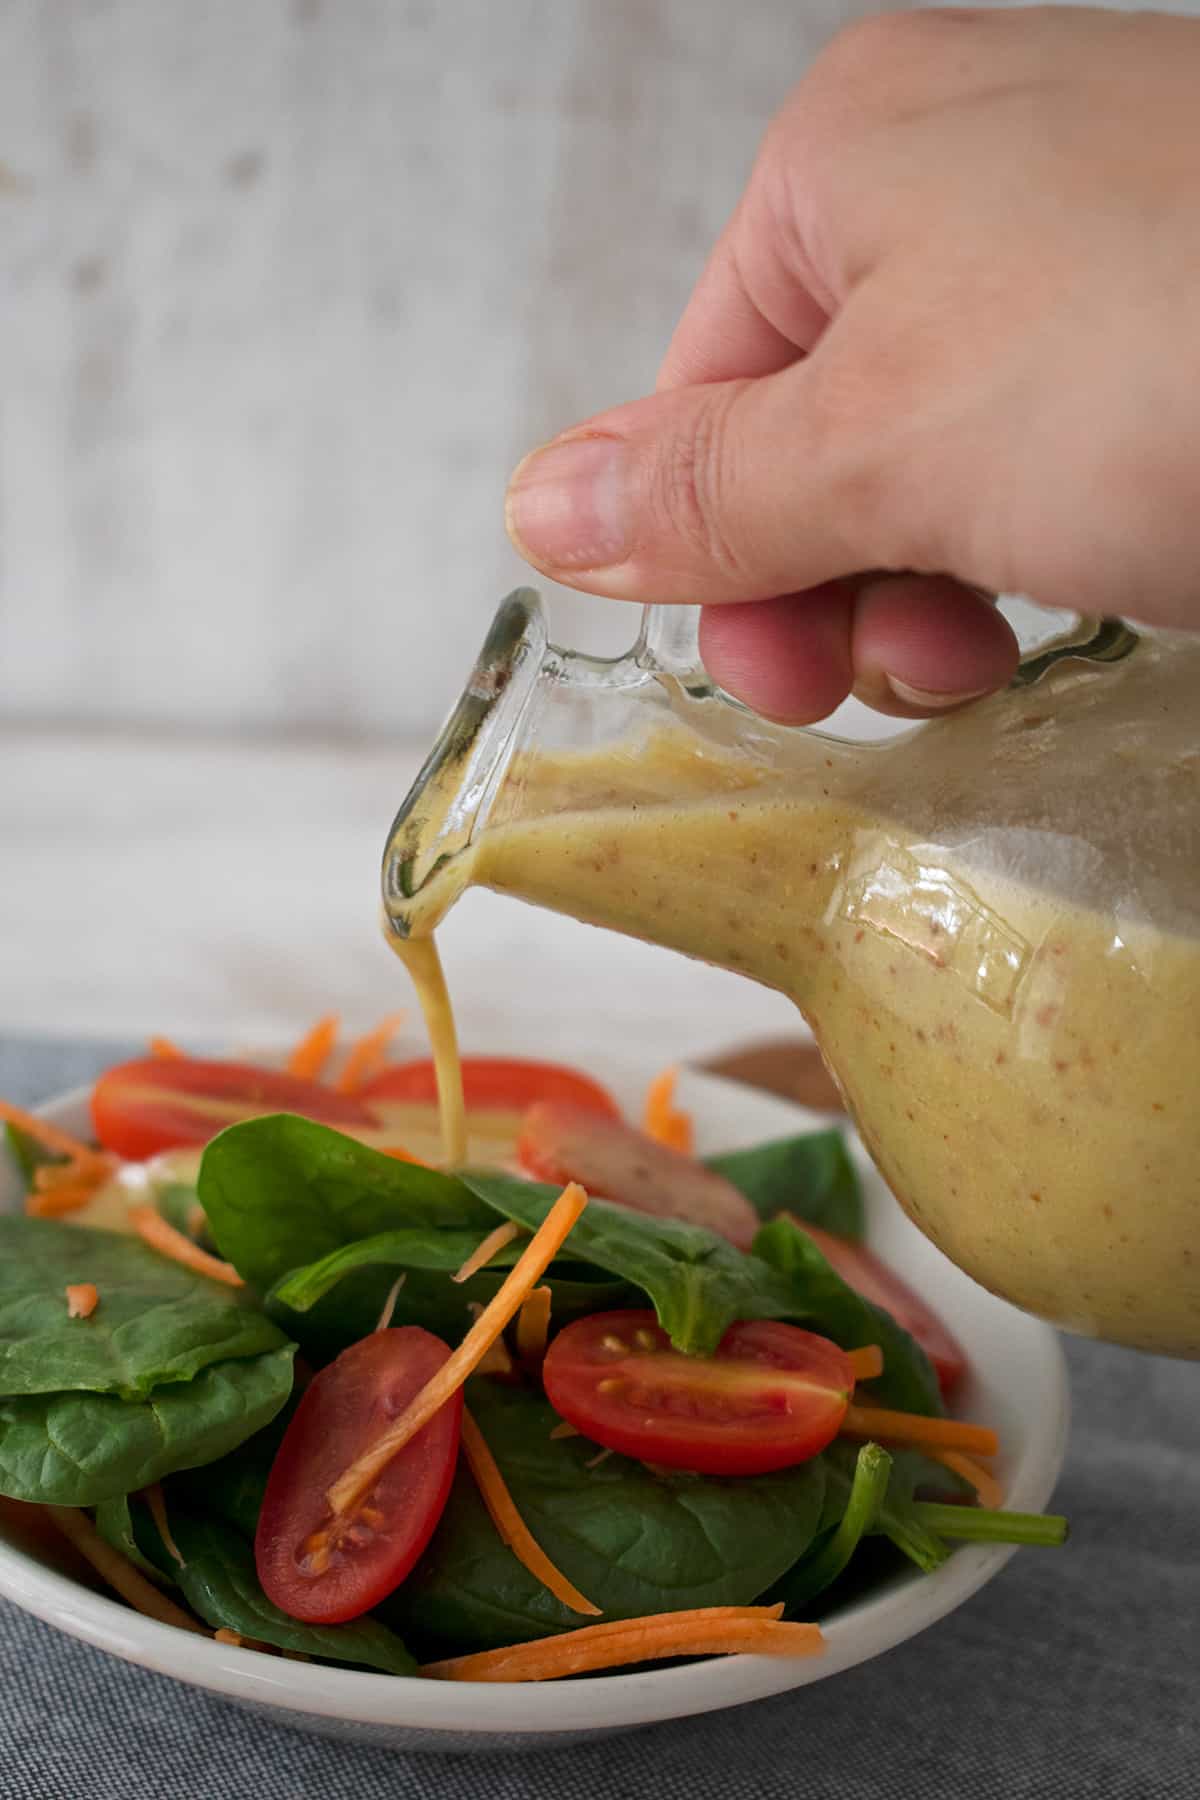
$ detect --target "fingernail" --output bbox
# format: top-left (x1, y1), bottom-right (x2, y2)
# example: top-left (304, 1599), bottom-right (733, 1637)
top-left (506, 435), bottom-right (632, 570)
top-left (885, 675), bottom-right (991, 710)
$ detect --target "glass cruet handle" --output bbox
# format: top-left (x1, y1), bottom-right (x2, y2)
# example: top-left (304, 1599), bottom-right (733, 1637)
top-left (634, 601), bottom-right (1139, 695)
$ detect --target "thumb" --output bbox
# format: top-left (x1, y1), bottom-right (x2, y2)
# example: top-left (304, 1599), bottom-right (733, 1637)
top-left (504, 357), bottom-right (924, 604)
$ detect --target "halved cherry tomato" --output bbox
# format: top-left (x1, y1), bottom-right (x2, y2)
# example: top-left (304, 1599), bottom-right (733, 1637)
top-left (517, 1102), bottom-right (759, 1249)
top-left (543, 1310), bottom-right (854, 1476)
top-left (256, 1326), bottom-right (461, 1624)
top-left (357, 1056), bottom-right (621, 1118)
top-left (90, 1057), bottom-right (380, 1161)
top-left (786, 1218), bottom-right (968, 1397)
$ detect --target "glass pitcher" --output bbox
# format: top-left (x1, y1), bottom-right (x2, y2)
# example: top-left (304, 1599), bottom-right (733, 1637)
top-left (383, 591), bottom-right (1200, 1357)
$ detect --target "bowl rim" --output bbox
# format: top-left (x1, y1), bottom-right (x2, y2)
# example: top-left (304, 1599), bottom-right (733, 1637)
top-left (0, 1072), bottom-right (1069, 1738)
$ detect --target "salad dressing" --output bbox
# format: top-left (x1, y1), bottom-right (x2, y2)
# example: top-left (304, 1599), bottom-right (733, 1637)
top-left (390, 936), bottom-right (469, 1167)
top-left (391, 709), bottom-right (1200, 1356)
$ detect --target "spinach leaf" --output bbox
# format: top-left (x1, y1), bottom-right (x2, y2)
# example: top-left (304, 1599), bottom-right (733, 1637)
top-left (461, 1171), bottom-right (802, 1356)
top-left (0, 1218), bottom-right (289, 1400)
top-left (199, 1115), bottom-right (496, 1294)
top-left (386, 1378), bottom-right (826, 1652)
top-left (751, 1217), bottom-right (943, 1416)
top-left (0, 1344), bottom-right (294, 1505)
top-left (270, 1227), bottom-right (509, 1308)
top-left (772, 1443), bottom-right (892, 1613)
top-left (94, 1493), bottom-right (173, 1584)
top-left (707, 1131), bottom-right (863, 1238)
top-left (155, 1183), bottom-right (204, 1239)
top-left (169, 1405), bottom-right (295, 1541)
top-left (267, 1230), bottom-right (637, 1359)
top-left (140, 1508), bottom-right (415, 1675)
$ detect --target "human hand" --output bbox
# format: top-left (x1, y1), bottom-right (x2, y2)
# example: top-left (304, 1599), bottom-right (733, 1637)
top-left (505, 7), bottom-right (1200, 721)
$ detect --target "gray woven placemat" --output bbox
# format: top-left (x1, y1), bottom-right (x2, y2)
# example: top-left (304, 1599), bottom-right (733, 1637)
top-left (0, 1035), bottom-right (1195, 1800)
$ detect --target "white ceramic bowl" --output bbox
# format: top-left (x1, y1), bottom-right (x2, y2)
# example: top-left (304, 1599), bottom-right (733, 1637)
top-left (0, 1063), bottom-right (1068, 1754)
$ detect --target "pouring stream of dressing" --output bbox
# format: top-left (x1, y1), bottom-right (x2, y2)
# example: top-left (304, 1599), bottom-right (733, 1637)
top-left (389, 935), bottom-right (468, 1167)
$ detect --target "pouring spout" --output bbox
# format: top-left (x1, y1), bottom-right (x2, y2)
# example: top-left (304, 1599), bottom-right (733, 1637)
top-left (382, 588), bottom-right (548, 938)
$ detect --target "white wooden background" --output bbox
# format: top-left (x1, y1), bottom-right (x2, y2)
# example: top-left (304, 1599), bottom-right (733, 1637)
top-left (0, 0), bottom-right (1181, 1046)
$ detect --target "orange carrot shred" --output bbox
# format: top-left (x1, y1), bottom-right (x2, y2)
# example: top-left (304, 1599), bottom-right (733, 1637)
top-left (516, 1286), bottom-right (552, 1368)
top-left (214, 1628), bottom-right (244, 1646)
top-left (27, 1184), bottom-right (105, 1219)
top-left (336, 1014), bottom-right (405, 1094)
top-left (461, 1408), bottom-right (600, 1616)
top-left (286, 1014), bottom-right (340, 1081)
top-left (141, 1484), bottom-right (185, 1567)
top-left (923, 1448), bottom-right (1004, 1510)
top-left (585, 1446), bottom-right (614, 1470)
top-left (327, 1184), bottom-right (588, 1516)
top-left (549, 1421), bottom-right (580, 1441)
top-left (642, 1067), bottom-right (694, 1154)
top-left (841, 1402), bottom-right (999, 1459)
top-left (65, 1283), bottom-right (99, 1319)
top-left (478, 1339), bottom-right (517, 1379)
top-left (419, 1604), bottom-right (822, 1683)
top-left (848, 1345), bottom-right (884, 1383)
top-left (128, 1206), bottom-right (244, 1287)
top-left (148, 1036), bottom-right (185, 1059)
top-left (47, 1508), bottom-right (205, 1635)
top-left (452, 1220), bottom-right (523, 1285)
top-left (0, 1100), bottom-right (98, 1165)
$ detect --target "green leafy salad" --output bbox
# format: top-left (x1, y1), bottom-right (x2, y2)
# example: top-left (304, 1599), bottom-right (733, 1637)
top-left (0, 1044), bottom-right (1067, 1684)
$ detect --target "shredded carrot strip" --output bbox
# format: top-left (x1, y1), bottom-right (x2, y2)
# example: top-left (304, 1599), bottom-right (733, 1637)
top-left (375, 1274), bottom-right (407, 1333)
top-left (65, 1283), bottom-right (99, 1319)
top-left (379, 1146), bottom-right (426, 1165)
top-left (840, 1402), bottom-right (999, 1459)
top-left (420, 1604), bottom-right (822, 1683)
top-left (27, 1184), bottom-right (105, 1219)
top-left (549, 1421), bottom-right (580, 1441)
top-left (923, 1448), bottom-right (1004, 1510)
top-left (585, 1447), bottom-right (614, 1470)
top-left (327, 1184), bottom-right (588, 1516)
top-left (148, 1036), bottom-right (185, 1059)
top-left (33, 1156), bottom-right (112, 1192)
top-left (452, 1220), bottom-right (523, 1285)
top-left (465, 1301), bottom-right (517, 1378)
top-left (848, 1345), bottom-right (884, 1382)
top-left (214, 1627), bottom-right (274, 1653)
top-left (48, 1507), bottom-right (205, 1635)
top-left (516, 1286), bottom-right (552, 1367)
top-left (478, 1340), bottom-right (516, 1378)
top-left (461, 1408), bottom-right (600, 1616)
top-left (0, 1100), bottom-right (98, 1165)
top-left (128, 1206), bottom-right (244, 1288)
top-left (186, 1204), bottom-right (208, 1240)
top-left (286, 1014), bottom-right (339, 1080)
top-left (142, 1484), bottom-right (184, 1567)
top-left (642, 1067), bottom-right (694, 1154)
top-left (336, 1013), bottom-right (405, 1093)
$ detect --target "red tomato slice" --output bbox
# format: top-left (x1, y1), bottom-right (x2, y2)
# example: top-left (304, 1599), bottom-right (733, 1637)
top-left (543, 1311), bottom-right (853, 1476)
top-left (91, 1057), bottom-right (380, 1161)
top-left (787, 1218), bottom-right (968, 1397)
top-left (517, 1102), bottom-right (759, 1249)
top-left (256, 1326), bottom-right (461, 1624)
top-left (357, 1056), bottom-right (621, 1119)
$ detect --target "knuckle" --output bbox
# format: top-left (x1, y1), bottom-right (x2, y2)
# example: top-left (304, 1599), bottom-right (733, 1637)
top-left (647, 389), bottom-right (753, 581)
top-left (806, 9), bottom-right (992, 106)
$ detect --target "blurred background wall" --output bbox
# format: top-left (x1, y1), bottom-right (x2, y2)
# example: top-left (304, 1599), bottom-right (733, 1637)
top-left (0, 0), bottom-right (1176, 1052)
top-left (3, 0), bottom-right (863, 741)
